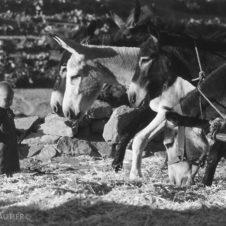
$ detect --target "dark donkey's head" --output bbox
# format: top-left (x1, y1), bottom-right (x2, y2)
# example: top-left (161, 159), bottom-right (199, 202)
top-left (112, 0), bottom-right (154, 46)
top-left (128, 36), bottom-right (191, 107)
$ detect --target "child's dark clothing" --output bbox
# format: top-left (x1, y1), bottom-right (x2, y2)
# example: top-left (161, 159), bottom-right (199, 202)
top-left (0, 107), bottom-right (20, 175)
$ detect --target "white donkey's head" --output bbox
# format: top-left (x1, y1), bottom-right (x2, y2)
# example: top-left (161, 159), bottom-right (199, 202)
top-left (50, 34), bottom-right (119, 120)
top-left (50, 50), bottom-right (71, 116)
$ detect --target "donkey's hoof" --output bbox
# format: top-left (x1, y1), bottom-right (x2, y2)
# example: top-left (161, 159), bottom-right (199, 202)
top-left (112, 163), bottom-right (123, 173)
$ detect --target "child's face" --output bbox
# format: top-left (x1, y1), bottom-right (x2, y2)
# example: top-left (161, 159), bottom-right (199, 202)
top-left (0, 88), bottom-right (14, 109)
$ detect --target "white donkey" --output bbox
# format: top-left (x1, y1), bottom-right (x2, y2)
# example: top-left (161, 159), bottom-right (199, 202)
top-left (50, 34), bottom-right (140, 121)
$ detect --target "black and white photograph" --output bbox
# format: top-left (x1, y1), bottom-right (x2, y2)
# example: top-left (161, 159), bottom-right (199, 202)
top-left (0, 0), bottom-right (226, 225)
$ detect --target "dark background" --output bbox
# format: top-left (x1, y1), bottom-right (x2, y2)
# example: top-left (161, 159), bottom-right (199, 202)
top-left (1, 0), bottom-right (226, 88)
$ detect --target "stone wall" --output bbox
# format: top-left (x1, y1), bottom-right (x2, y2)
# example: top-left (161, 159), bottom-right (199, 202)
top-left (16, 99), bottom-right (165, 164)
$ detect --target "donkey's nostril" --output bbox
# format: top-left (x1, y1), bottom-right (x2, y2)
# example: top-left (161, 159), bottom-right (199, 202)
top-left (65, 108), bottom-right (82, 120)
top-left (53, 102), bottom-right (63, 116)
top-left (129, 93), bottom-right (136, 106)
top-left (66, 108), bottom-right (78, 120)
top-left (69, 109), bottom-right (76, 119)
top-left (53, 105), bottom-right (58, 114)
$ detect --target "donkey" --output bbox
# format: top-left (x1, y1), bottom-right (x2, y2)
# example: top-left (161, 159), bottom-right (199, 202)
top-left (50, 35), bottom-right (140, 120)
top-left (128, 36), bottom-right (209, 186)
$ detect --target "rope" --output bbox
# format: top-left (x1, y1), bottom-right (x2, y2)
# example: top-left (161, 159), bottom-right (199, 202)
top-left (197, 86), bottom-right (225, 119)
top-left (194, 42), bottom-right (225, 119)
top-left (194, 42), bottom-right (206, 119)
top-left (195, 45), bottom-right (205, 79)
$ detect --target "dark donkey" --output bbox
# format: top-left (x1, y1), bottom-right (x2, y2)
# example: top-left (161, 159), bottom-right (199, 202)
top-left (128, 36), bottom-right (209, 186)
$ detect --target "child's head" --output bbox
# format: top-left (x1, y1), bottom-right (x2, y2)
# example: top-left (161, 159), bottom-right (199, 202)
top-left (0, 82), bottom-right (14, 109)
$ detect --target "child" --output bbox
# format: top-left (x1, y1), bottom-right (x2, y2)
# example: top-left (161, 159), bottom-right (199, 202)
top-left (0, 81), bottom-right (20, 177)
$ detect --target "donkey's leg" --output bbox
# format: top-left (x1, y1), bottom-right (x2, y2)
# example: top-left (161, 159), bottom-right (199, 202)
top-left (112, 135), bottom-right (130, 172)
top-left (202, 141), bottom-right (223, 186)
top-left (112, 108), bottom-right (154, 172)
top-left (130, 111), bottom-right (166, 180)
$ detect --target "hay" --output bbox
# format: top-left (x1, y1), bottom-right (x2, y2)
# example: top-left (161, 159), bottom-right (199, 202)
top-left (0, 155), bottom-right (225, 225)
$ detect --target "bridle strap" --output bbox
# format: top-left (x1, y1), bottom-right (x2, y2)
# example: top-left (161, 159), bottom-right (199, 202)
top-left (174, 104), bottom-right (186, 161)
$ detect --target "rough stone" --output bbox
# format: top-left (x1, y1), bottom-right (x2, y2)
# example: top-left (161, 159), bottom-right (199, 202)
top-left (15, 116), bottom-right (41, 131)
top-left (21, 130), bottom-right (60, 146)
top-left (28, 144), bottom-right (44, 157)
top-left (91, 141), bottom-right (112, 157)
top-left (22, 130), bottom-right (44, 146)
top-left (56, 137), bottom-right (95, 156)
top-left (40, 135), bottom-right (60, 144)
top-left (103, 105), bottom-right (140, 143)
top-left (40, 114), bottom-right (77, 137)
top-left (91, 119), bottom-right (106, 134)
top-left (36, 145), bottom-right (58, 162)
top-left (87, 100), bottom-right (112, 119)
top-left (15, 116), bottom-right (42, 142)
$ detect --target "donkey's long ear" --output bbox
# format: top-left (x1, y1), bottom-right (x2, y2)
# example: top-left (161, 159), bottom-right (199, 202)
top-left (140, 35), bottom-right (159, 57)
top-left (49, 33), bottom-right (117, 60)
top-left (49, 33), bottom-right (82, 57)
top-left (149, 35), bottom-right (159, 51)
top-left (133, 0), bottom-right (141, 24)
top-left (111, 12), bottom-right (125, 29)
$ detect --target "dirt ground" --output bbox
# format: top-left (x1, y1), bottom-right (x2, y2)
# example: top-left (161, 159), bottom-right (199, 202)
top-left (0, 89), bottom-right (225, 226)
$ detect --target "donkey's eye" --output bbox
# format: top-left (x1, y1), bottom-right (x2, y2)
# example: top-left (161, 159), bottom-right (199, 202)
top-left (71, 75), bottom-right (79, 85)
top-left (71, 75), bottom-right (79, 80)
top-left (139, 56), bottom-right (151, 67)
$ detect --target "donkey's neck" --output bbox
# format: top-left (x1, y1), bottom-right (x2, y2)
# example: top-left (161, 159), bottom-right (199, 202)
top-left (94, 46), bottom-right (140, 87)
top-left (150, 77), bottom-right (195, 112)
top-left (165, 77), bottom-right (195, 103)
top-left (173, 77), bottom-right (195, 98)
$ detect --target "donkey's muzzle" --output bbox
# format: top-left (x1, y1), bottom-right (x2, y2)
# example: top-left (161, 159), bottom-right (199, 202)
top-left (52, 102), bottom-right (63, 116)
top-left (65, 108), bottom-right (81, 120)
top-left (129, 92), bottom-right (137, 107)
top-left (129, 92), bottom-right (149, 108)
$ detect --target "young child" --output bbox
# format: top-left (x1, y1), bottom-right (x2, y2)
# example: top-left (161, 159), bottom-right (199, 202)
top-left (0, 81), bottom-right (20, 177)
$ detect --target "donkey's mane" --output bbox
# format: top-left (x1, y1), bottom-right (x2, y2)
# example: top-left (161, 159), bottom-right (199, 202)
top-left (90, 45), bottom-right (140, 86)
top-left (160, 46), bottom-right (191, 81)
